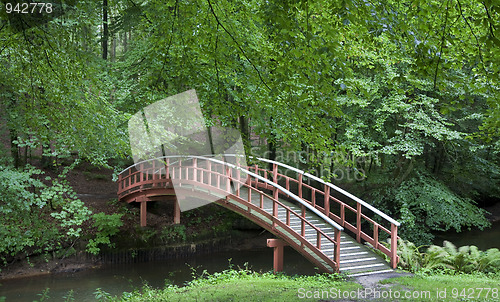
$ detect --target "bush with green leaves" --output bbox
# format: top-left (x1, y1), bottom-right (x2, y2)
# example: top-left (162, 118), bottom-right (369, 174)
top-left (159, 224), bottom-right (187, 244)
top-left (0, 165), bottom-right (92, 263)
top-left (371, 170), bottom-right (491, 246)
top-left (86, 212), bottom-right (124, 255)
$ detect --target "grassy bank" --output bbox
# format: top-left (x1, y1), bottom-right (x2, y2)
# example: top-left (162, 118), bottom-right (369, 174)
top-left (84, 269), bottom-right (499, 302)
top-left (94, 269), bottom-right (359, 302)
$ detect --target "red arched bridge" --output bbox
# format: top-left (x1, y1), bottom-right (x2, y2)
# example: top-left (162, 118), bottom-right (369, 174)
top-left (117, 155), bottom-right (400, 276)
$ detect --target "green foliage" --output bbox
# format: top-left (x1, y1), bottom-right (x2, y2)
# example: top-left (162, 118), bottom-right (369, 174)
top-left (371, 170), bottom-right (491, 245)
top-left (159, 225), bottom-right (187, 244)
top-left (94, 288), bottom-right (113, 301)
top-left (396, 239), bottom-right (500, 274)
top-left (100, 267), bottom-right (353, 301)
top-left (0, 165), bottom-right (92, 262)
top-left (86, 213), bottom-right (124, 255)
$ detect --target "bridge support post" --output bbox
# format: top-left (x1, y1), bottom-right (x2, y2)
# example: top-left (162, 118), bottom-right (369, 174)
top-left (137, 196), bottom-right (148, 227)
top-left (390, 223), bottom-right (398, 269)
top-left (267, 239), bottom-right (288, 273)
top-left (174, 198), bottom-right (181, 224)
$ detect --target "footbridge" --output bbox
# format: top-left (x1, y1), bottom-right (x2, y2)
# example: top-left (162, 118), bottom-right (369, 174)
top-left (117, 155), bottom-right (400, 276)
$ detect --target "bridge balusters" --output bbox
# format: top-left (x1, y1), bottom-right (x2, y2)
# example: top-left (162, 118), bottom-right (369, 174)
top-left (373, 223), bottom-right (379, 250)
top-left (286, 208), bottom-right (290, 226)
top-left (316, 231), bottom-right (321, 249)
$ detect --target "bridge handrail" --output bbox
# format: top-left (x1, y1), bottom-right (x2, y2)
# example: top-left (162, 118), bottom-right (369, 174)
top-left (118, 155), bottom-right (344, 232)
top-left (216, 154), bottom-right (400, 227)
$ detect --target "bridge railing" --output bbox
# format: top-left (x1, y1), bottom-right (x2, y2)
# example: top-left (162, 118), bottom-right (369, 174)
top-left (244, 157), bottom-right (400, 269)
top-left (118, 155), bottom-right (344, 272)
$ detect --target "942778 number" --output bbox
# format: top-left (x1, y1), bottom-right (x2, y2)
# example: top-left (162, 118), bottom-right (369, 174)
top-left (451, 287), bottom-right (499, 299)
top-left (5, 2), bottom-right (53, 14)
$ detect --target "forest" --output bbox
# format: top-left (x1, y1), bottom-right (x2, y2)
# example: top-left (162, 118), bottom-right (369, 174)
top-left (0, 0), bottom-right (499, 266)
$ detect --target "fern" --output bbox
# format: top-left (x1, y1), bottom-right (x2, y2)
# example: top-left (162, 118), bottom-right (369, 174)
top-left (395, 239), bottom-right (500, 274)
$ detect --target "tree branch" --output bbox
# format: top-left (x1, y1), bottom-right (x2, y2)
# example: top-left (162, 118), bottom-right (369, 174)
top-left (206, 0), bottom-right (271, 91)
top-left (456, 0), bottom-right (488, 75)
top-left (482, 1), bottom-right (496, 38)
top-left (433, 0), bottom-right (450, 90)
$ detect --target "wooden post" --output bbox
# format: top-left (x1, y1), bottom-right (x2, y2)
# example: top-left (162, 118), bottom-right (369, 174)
top-left (236, 168), bottom-right (241, 196)
top-left (139, 163), bottom-right (143, 183)
top-left (298, 174), bottom-right (303, 199)
top-left (272, 164), bottom-right (278, 199)
top-left (118, 174), bottom-right (122, 193)
top-left (324, 184), bottom-right (330, 216)
top-left (193, 158), bottom-right (197, 182)
top-left (334, 229), bottom-right (341, 272)
top-left (254, 165), bottom-right (258, 188)
top-left (267, 239), bottom-right (288, 273)
top-left (356, 203), bottom-right (361, 242)
top-left (391, 223), bottom-right (398, 269)
top-left (341, 203), bottom-right (345, 226)
top-left (174, 197), bottom-right (181, 224)
top-left (373, 224), bottom-right (379, 250)
top-left (207, 160), bottom-right (211, 186)
top-left (139, 197), bottom-right (147, 227)
top-left (226, 168), bottom-right (231, 192)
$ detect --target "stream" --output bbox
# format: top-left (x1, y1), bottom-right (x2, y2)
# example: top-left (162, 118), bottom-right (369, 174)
top-left (0, 246), bottom-right (316, 302)
top-left (1, 222), bottom-right (499, 301)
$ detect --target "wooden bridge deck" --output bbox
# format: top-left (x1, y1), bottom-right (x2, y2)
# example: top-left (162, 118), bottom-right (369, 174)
top-left (227, 187), bottom-right (392, 276)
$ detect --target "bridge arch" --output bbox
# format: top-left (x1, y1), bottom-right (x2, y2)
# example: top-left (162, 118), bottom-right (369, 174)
top-left (118, 155), bottom-right (400, 274)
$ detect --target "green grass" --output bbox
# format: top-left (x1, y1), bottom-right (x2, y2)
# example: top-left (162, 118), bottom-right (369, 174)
top-left (380, 272), bottom-right (500, 302)
top-left (106, 269), bottom-right (361, 301)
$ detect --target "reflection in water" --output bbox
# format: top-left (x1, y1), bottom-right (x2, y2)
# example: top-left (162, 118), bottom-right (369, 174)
top-left (0, 247), bottom-right (316, 302)
top-left (433, 221), bottom-right (500, 250)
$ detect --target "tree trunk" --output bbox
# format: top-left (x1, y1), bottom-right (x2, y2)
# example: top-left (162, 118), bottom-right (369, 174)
top-left (102, 0), bottom-right (108, 60)
top-left (112, 33), bottom-right (116, 61)
top-left (9, 130), bottom-right (19, 168)
top-left (239, 116), bottom-right (250, 155)
top-left (267, 117), bottom-right (276, 172)
top-left (123, 31), bottom-right (128, 53)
